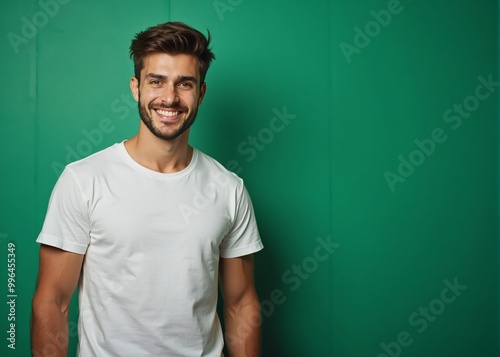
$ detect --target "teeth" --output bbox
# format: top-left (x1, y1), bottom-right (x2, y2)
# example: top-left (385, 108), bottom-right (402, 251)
top-left (156, 109), bottom-right (179, 117)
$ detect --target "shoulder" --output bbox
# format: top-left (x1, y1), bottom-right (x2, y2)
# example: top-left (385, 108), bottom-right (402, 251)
top-left (53, 143), bottom-right (125, 201)
top-left (194, 149), bottom-right (244, 190)
top-left (65, 143), bottom-right (122, 176)
top-left (54, 143), bottom-right (123, 192)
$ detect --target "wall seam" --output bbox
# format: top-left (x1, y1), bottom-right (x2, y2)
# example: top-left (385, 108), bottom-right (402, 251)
top-left (497, 0), bottom-right (500, 354)
top-left (34, 0), bottom-right (40, 224)
top-left (327, 0), bottom-right (333, 355)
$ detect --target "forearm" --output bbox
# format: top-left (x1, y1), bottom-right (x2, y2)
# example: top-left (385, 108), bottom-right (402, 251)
top-left (224, 300), bottom-right (261, 357)
top-left (31, 300), bottom-right (69, 357)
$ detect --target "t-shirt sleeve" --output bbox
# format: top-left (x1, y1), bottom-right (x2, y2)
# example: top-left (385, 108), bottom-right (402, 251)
top-left (219, 182), bottom-right (263, 258)
top-left (36, 167), bottom-right (90, 254)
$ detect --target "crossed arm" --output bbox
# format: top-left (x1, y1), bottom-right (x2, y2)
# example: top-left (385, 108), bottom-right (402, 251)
top-left (31, 245), bottom-right (84, 357)
top-left (219, 254), bottom-right (261, 357)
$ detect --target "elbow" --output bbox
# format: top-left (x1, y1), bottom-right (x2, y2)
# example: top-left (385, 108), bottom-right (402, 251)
top-left (225, 293), bottom-right (261, 321)
top-left (32, 291), bottom-right (70, 319)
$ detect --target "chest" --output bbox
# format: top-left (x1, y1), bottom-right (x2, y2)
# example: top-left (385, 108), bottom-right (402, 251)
top-left (85, 176), bottom-right (233, 260)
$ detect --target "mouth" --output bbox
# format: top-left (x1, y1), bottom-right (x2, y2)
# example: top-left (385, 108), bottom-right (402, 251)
top-left (154, 108), bottom-right (183, 121)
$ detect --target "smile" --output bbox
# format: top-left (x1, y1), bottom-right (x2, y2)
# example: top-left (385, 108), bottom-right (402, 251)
top-left (156, 109), bottom-right (180, 117)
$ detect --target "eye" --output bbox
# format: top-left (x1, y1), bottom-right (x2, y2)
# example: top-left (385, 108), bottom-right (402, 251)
top-left (150, 80), bottom-right (161, 85)
top-left (178, 82), bottom-right (192, 88)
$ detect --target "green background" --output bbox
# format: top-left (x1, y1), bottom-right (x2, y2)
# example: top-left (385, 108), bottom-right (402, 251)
top-left (0, 0), bottom-right (498, 356)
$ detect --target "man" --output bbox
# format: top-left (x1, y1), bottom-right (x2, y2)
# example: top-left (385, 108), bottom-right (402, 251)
top-left (31, 22), bottom-right (263, 357)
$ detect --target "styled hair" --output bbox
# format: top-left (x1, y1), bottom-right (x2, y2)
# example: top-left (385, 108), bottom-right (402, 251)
top-left (129, 22), bottom-right (215, 85)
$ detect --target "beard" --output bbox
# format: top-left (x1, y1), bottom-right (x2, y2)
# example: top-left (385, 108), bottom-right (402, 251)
top-left (137, 91), bottom-right (198, 141)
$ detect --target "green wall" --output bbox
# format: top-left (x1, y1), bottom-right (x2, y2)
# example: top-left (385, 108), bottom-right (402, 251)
top-left (0, 0), bottom-right (497, 356)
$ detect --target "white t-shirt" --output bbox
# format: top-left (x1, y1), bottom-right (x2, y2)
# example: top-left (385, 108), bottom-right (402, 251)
top-left (37, 142), bottom-right (263, 357)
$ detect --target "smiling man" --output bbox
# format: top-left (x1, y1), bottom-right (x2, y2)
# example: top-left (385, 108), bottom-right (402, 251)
top-left (31, 22), bottom-right (263, 357)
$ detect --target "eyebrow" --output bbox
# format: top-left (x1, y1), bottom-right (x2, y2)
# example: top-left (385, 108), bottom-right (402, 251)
top-left (145, 73), bottom-right (198, 84)
top-left (145, 73), bottom-right (167, 81)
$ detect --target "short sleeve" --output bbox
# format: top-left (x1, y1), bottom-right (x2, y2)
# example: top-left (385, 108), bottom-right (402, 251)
top-left (36, 167), bottom-right (90, 254)
top-left (219, 183), bottom-right (263, 258)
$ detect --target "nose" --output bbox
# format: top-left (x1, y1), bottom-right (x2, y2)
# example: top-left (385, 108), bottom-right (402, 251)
top-left (161, 83), bottom-right (180, 107)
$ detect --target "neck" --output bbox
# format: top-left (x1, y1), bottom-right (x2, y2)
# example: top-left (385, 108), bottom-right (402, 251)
top-left (124, 128), bottom-right (193, 174)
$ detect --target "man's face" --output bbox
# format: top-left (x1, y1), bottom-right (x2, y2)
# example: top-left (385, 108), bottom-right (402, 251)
top-left (130, 52), bottom-right (206, 141)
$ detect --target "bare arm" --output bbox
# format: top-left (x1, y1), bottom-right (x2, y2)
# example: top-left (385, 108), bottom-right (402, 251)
top-left (219, 254), bottom-right (261, 357)
top-left (31, 244), bottom-right (84, 357)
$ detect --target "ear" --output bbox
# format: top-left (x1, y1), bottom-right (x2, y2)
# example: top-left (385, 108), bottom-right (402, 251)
top-left (198, 82), bottom-right (207, 106)
top-left (130, 77), bottom-right (139, 101)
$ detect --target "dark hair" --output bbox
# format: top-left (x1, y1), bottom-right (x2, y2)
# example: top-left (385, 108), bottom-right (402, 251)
top-left (129, 22), bottom-right (215, 84)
